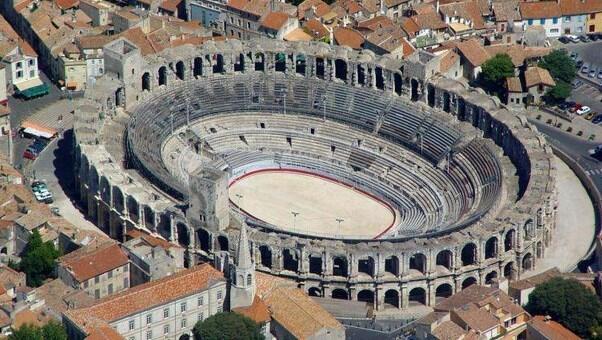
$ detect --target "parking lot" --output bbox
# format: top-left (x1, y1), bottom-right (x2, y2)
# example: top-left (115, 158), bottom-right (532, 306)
top-left (557, 38), bottom-right (602, 87)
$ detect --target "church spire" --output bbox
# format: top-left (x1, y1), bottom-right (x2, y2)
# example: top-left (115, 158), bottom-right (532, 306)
top-left (236, 222), bottom-right (253, 270)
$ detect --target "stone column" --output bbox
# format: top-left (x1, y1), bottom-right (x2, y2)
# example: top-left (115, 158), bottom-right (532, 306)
top-left (169, 215), bottom-right (177, 242)
top-left (323, 251), bottom-right (332, 276)
top-left (400, 284), bottom-right (409, 309)
top-left (138, 205), bottom-right (145, 229)
top-left (428, 282), bottom-right (436, 307)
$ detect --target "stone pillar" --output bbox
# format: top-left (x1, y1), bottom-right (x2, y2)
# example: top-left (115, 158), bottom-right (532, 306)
top-left (349, 254), bottom-right (357, 277)
top-left (323, 251), bottom-right (332, 276)
top-left (400, 284), bottom-right (409, 309)
top-left (376, 253), bottom-right (384, 277)
top-left (138, 205), bottom-right (145, 229)
top-left (428, 282), bottom-right (436, 307)
top-left (169, 215), bottom-right (177, 242)
top-left (370, 67), bottom-right (376, 89)
top-left (299, 247), bottom-right (308, 274)
top-left (375, 286), bottom-right (384, 311)
top-left (351, 62), bottom-right (358, 86)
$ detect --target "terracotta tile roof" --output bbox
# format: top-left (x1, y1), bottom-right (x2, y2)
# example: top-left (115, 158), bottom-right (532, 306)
top-left (401, 37), bottom-right (416, 58)
top-left (76, 35), bottom-right (114, 50)
top-left (64, 264), bottom-right (225, 334)
top-left (452, 303), bottom-right (499, 332)
top-left (519, 1), bottom-right (561, 19)
top-left (365, 26), bottom-right (406, 53)
top-left (400, 17), bottom-right (420, 37)
top-left (59, 243), bottom-right (129, 282)
top-left (484, 44), bottom-right (550, 67)
top-left (14, 309), bottom-right (48, 329)
top-left (14, 0), bottom-right (34, 12)
top-left (333, 27), bottom-right (364, 49)
top-left (440, 50), bottom-right (459, 73)
top-left (361, 0), bottom-right (380, 13)
top-left (456, 38), bottom-right (489, 67)
top-left (524, 66), bottom-right (555, 88)
top-left (435, 285), bottom-right (498, 311)
top-left (506, 76), bottom-right (522, 92)
top-left (432, 320), bottom-right (467, 340)
top-left (284, 27), bottom-right (313, 41)
top-left (411, 12), bottom-right (448, 31)
top-left (493, 0), bottom-right (521, 22)
top-left (559, 0), bottom-right (602, 15)
top-left (476, 0), bottom-right (491, 16)
top-left (303, 19), bottom-right (329, 39)
top-left (439, 1), bottom-right (485, 30)
top-left (15, 209), bottom-right (51, 230)
top-left (85, 325), bottom-right (124, 340)
top-left (384, 0), bottom-right (407, 8)
top-left (160, 0), bottom-right (182, 12)
top-left (232, 295), bottom-right (271, 323)
top-left (56, 0), bottom-right (80, 10)
top-left (529, 315), bottom-right (580, 340)
top-left (357, 15), bottom-right (395, 31)
top-left (298, 0), bottom-right (330, 20)
top-left (126, 229), bottom-right (181, 249)
top-left (260, 12), bottom-right (290, 30)
top-left (263, 287), bottom-right (344, 339)
top-left (332, 0), bottom-right (364, 15)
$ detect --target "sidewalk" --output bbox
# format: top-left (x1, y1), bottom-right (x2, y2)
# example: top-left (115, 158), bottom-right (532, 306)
top-left (526, 108), bottom-right (602, 143)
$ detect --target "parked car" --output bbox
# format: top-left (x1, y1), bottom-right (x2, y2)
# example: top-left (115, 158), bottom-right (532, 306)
top-left (579, 35), bottom-right (590, 42)
top-left (23, 150), bottom-right (37, 160)
top-left (593, 115), bottom-right (602, 124)
top-left (589, 68), bottom-right (597, 78)
top-left (570, 52), bottom-right (578, 60)
top-left (590, 34), bottom-right (601, 41)
top-left (569, 103), bottom-right (582, 113)
top-left (571, 79), bottom-right (583, 88)
top-left (559, 36), bottom-right (571, 43)
top-left (576, 59), bottom-right (584, 68)
top-left (582, 64), bottom-right (590, 73)
top-left (558, 102), bottom-right (570, 110)
top-left (577, 106), bottom-right (592, 115)
top-left (31, 181), bottom-right (53, 203)
top-left (598, 70), bottom-right (602, 79)
top-left (567, 35), bottom-right (580, 43)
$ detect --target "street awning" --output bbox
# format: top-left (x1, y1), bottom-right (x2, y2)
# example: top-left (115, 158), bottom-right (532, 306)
top-left (20, 120), bottom-right (57, 139)
top-left (15, 78), bottom-right (43, 91)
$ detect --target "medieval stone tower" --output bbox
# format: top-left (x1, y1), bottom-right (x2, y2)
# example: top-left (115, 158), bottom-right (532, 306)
top-left (186, 167), bottom-right (230, 231)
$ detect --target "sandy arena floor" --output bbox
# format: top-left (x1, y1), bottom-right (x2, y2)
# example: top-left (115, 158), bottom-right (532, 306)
top-left (229, 169), bottom-right (397, 238)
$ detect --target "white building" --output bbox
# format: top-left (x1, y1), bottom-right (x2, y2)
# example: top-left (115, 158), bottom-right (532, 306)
top-left (2, 45), bottom-right (42, 93)
top-left (76, 35), bottom-right (112, 85)
top-left (63, 263), bottom-right (227, 340)
top-left (519, 1), bottom-right (562, 38)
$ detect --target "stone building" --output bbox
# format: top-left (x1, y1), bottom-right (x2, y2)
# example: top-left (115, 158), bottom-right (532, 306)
top-left (63, 263), bottom-right (227, 340)
top-left (524, 66), bottom-right (555, 105)
top-left (57, 241), bottom-right (131, 299)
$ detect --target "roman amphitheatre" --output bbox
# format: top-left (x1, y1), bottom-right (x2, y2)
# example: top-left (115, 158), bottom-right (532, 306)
top-left (71, 38), bottom-right (594, 311)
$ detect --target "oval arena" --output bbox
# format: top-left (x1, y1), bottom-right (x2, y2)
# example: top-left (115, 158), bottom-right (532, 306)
top-left (73, 39), bottom-right (556, 311)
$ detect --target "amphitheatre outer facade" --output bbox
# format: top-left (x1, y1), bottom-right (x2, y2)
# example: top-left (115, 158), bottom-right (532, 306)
top-left (73, 38), bottom-right (557, 310)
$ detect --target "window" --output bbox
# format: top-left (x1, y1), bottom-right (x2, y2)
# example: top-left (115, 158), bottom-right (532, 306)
top-left (181, 318), bottom-right (187, 328)
top-left (95, 289), bottom-right (100, 299)
top-left (124, 264), bottom-right (129, 272)
top-left (95, 276), bottom-right (100, 284)
top-left (230, 17), bottom-right (233, 23)
top-left (591, 13), bottom-right (596, 19)
top-left (128, 320), bottom-right (135, 330)
top-left (563, 16), bottom-right (570, 22)
top-left (198, 296), bottom-right (204, 306)
top-left (84, 281), bottom-right (88, 288)
top-left (163, 325), bottom-right (169, 334)
top-left (217, 306), bottom-right (223, 313)
top-left (16, 62), bottom-right (22, 69)
top-left (198, 312), bottom-right (204, 322)
top-left (146, 330), bottom-right (152, 339)
top-left (29, 70), bottom-right (34, 78)
top-left (540, 19), bottom-right (545, 25)
top-left (163, 308), bottom-right (169, 318)
top-left (217, 291), bottom-right (223, 300)
top-left (146, 314), bottom-right (152, 324)
top-left (16, 70), bottom-right (22, 79)
top-left (108, 270), bottom-right (113, 278)
top-left (180, 302), bottom-right (187, 313)
top-left (528, 19), bottom-right (533, 25)
top-left (552, 17), bottom-right (558, 24)
top-left (108, 283), bottom-right (113, 294)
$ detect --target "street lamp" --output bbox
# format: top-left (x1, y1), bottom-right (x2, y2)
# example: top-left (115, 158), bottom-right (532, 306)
top-left (291, 211), bottom-right (300, 229)
top-left (235, 193), bottom-right (244, 208)
top-left (335, 218), bottom-right (344, 236)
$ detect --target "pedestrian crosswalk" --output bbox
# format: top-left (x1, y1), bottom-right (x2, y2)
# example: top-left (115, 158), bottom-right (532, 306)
top-left (585, 168), bottom-right (602, 176)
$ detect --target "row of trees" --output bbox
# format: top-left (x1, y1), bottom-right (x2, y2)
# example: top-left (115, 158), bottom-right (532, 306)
top-left (526, 277), bottom-right (602, 338)
top-left (9, 321), bottom-right (67, 340)
top-left (477, 49), bottom-right (575, 104)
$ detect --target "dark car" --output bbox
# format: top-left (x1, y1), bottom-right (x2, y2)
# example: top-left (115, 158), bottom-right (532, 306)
top-left (559, 36), bottom-right (571, 43)
top-left (593, 115), bottom-right (602, 124)
top-left (590, 34), bottom-right (601, 41)
top-left (566, 101), bottom-right (577, 107)
top-left (576, 59), bottom-right (584, 68)
top-left (558, 102), bottom-right (570, 110)
top-left (579, 35), bottom-right (590, 42)
top-left (23, 150), bottom-right (37, 160)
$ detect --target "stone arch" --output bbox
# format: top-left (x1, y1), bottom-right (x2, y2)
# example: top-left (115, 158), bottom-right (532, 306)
top-left (435, 283), bottom-right (453, 301)
top-left (89, 166), bottom-right (99, 193)
top-left (427, 83), bottom-right (435, 107)
top-left (333, 256), bottom-right (348, 277)
top-left (436, 250), bottom-right (453, 271)
top-left (335, 59), bottom-right (347, 82)
top-left (504, 229), bottom-right (516, 252)
top-left (384, 289), bottom-right (399, 308)
top-left (275, 53), bottom-right (286, 72)
top-left (357, 290), bottom-right (374, 305)
top-left (179, 334), bottom-right (190, 340)
top-left (485, 271), bottom-right (498, 285)
top-left (99, 176), bottom-right (111, 203)
top-left (143, 206), bottom-right (155, 230)
top-left (316, 57), bottom-right (325, 79)
top-left (295, 54), bottom-right (306, 75)
top-left (523, 219), bottom-right (534, 240)
top-left (504, 262), bottom-right (516, 280)
top-left (309, 254), bottom-right (322, 275)
top-left (394, 72), bottom-right (402, 95)
top-left (411, 78), bottom-right (419, 101)
top-left (176, 222), bottom-right (190, 247)
top-left (375, 67), bottom-right (384, 89)
top-left (142, 72), bottom-right (151, 91)
top-left (357, 64), bottom-right (366, 85)
top-left (536, 241), bottom-right (543, 258)
top-left (197, 228), bottom-right (210, 252)
top-left (234, 53), bottom-right (244, 72)
top-left (461, 243), bottom-right (477, 266)
top-left (158, 66), bottom-right (167, 86)
top-left (522, 253), bottom-right (534, 271)
top-left (462, 276), bottom-right (477, 289)
top-left (112, 187), bottom-right (125, 214)
top-left (254, 52), bottom-right (265, 71)
top-left (217, 235), bottom-right (228, 251)
top-left (176, 61), bottom-right (185, 80)
top-left (213, 54), bottom-right (224, 74)
top-left (258, 245), bottom-right (272, 268)
top-left (458, 97), bottom-right (466, 120)
top-left (332, 288), bottom-right (348, 300)
top-left (308, 287), bottom-right (321, 297)
top-left (193, 57), bottom-right (203, 77)
top-left (0, 247), bottom-right (7, 255)
top-left (485, 237), bottom-right (498, 259)
top-left (282, 248), bottom-right (298, 271)
top-left (157, 215), bottom-right (171, 240)
top-left (409, 287), bottom-right (426, 305)
top-left (443, 91), bottom-right (451, 112)
top-left (357, 256), bottom-right (375, 277)
top-left (384, 255), bottom-right (399, 276)
top-left (409, 253), bottom-right (427, 274)
top-left (126, 195), bottom-right (139, 223)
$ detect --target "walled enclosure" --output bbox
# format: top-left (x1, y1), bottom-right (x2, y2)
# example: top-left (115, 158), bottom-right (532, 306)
top-left (73, 39), bottom-right (556, 310)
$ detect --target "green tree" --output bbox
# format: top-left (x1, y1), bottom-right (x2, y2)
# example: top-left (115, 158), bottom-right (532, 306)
top-left (193, 312), bottom-right (264, 340)
top-left (543, 81), bottom-right (571, 104)
top-left (538, 49), bottom-right (576, 84)
top-left (8, 324), bottom-right (43, 340)
top-left (478, 53), bottom-right (515, 97)
top-left (525, 277), bottom-right (602, 337)
top-left (41, 321), bottom-right (68, 340)
top-left (19, 229), bottom-right (60, 287)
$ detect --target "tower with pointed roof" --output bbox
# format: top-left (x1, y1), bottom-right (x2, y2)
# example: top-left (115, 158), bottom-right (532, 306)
top-left (229, 222), bottom-right (256, 309)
